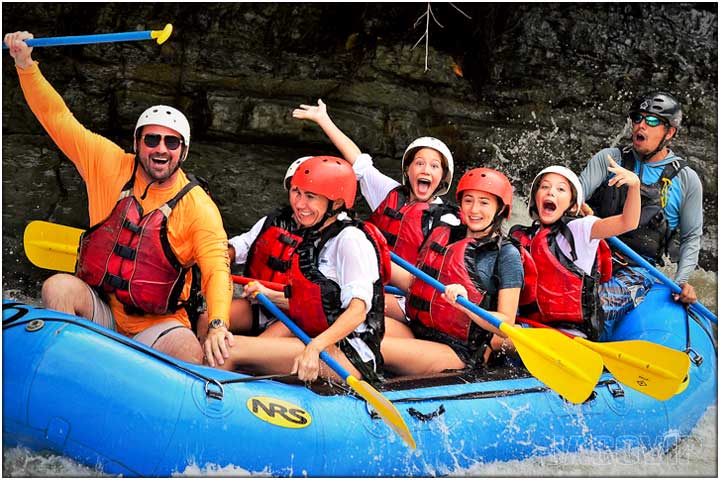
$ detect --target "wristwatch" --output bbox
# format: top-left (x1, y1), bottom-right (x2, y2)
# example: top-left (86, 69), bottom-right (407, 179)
top-left (207, 318), bottom-right (225, 333)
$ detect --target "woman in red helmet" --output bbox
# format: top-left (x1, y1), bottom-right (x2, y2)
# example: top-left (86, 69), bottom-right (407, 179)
top-left (380, 168), bottom-right (525, 375)
top-left (220, 156), bottom-right (391, 383)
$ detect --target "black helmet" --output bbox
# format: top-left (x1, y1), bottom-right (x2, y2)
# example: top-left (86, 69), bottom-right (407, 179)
top-left (629, 91), bottom-right (682, 128)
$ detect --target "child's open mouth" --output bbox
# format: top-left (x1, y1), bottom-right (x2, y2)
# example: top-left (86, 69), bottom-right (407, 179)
top-left (415, 178), bottom-right (432, 196)
top-left (541, 200), bottom-right (557, 215)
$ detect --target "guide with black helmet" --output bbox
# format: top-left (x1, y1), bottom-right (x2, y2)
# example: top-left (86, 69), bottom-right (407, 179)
top-left (579, 91), bottom-right (703, 338)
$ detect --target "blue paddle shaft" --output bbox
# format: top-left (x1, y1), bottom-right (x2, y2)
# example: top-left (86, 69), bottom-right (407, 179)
top-left (390, 252), bottom-right (502, 330)
top-left (3, 30), bottom-right (153, 49)
top-left (384, 285), bottom-right (405, 296)
top-left (607, 237), bottom-right (717, 324)
top-left (254, 292), bottom-right (353, 379)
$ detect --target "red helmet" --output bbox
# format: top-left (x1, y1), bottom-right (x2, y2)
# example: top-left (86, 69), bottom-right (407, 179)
top-left (290, 156), bottom-right (357, 208)
top-left (456, 168), bottom-right (513, 218)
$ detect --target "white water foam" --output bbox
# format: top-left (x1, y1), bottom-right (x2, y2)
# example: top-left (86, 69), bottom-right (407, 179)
top-left (456, 406), bottom-right (718, 477)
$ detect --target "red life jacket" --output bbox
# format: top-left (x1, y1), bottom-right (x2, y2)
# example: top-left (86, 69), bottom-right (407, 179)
top-left (510, 219), bottom-right (612, 339)
top-left (244, 206), bottom-right (303, 285)
top-left (406, 225), bottom-right (503, 345)
top-left (368, 186), bottom-right (456, 266)
top-left (287, 219), bottom-right (390, 339)
top-left (76, 169), bottom-right (200, 315)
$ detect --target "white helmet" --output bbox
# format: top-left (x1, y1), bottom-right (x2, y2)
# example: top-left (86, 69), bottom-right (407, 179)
top-left (528, 165), bottom-right (584, 217)
top-left (284, 156), bottom-right (313, 190)
top-left (134, 105), bottom-right (191, 151)
top-left (401, 137), bottom-right (454, 196)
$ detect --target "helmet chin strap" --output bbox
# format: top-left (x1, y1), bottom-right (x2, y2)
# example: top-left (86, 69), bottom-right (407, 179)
top-left (314, 199), bottom-right (345, 232)
top-left (431, 180), bottom-right (447, 197)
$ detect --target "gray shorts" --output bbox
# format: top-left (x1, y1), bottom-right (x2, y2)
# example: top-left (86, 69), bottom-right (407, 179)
top-left (85, 284), bottom-right (116, 330)
top-left (85, 285), bottom-right (187, 348)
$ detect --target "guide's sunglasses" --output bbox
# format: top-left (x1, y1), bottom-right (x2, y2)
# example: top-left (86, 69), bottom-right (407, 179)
top-left (630, 112), bottom-right (667, 128)
top-left (141, 134), bottom-right (183, 150)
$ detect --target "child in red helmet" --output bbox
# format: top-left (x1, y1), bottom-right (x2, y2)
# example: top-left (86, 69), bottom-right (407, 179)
top-left (380, 168), bottom-right (525, 374)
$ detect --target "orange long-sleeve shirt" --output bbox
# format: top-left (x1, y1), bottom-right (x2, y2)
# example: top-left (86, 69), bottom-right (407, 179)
top-left (17, 62), bottom-right (232, 334)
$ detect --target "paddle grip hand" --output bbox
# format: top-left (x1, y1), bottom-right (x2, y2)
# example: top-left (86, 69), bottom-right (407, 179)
top-left (4, 31), bottom-right (34, 69)
top-left (674, 282), bottom-right (697, 304)
top-left (292, 341), bottom-right (323, 382)
top-left (442, 284), bottom-right (475, 317)
top-left (442, 284), bottom-right (467, 304)
top-left (254, 293), bottom-right (352, 379)
top-left (244, 281), bottom-right (273, 301)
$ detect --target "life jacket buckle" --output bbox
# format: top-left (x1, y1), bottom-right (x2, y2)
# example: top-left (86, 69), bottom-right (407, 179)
top-left (113, 244), bottom-right (137, 260)
top-left (123, 219), bottom-right (142, 234)
top-left (105, 273), bottom-right (129, 291)
top-left (383, 207), bottom-right (404, 220)
top-left (279, 233), bottom-right (299, 247)
top-left (430, 242), bottom-right (447, 255)
top-left (382, 231), bottom-right (398, 246)
top-left (267, 256), bottom-right (291, 272)
top-left (420, 264), bottom-right (439, 278)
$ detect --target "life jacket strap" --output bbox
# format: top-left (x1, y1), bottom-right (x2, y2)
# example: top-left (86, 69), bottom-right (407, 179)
top-left (383, 207), bottom-right (404, 220)
top-left (113, 244), bottom-right (137, 261)
top-left (267, 256), bottom-right (292, 272)
top-left (408, 295), bottom-right (431, 312)
top-left (123, 219), bottom-right (142, 234)
top-left (279, 233), bottom-right (299, 247)
top-left (105, 273), bottom-right (129, 291)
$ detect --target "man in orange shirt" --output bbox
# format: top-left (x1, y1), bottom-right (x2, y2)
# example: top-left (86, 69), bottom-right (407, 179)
top-left (5, 31), bottom-right (233, 366)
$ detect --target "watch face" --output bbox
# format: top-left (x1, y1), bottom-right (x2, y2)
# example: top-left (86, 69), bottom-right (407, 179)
top-left (209, 319), bottom-right (224, 329)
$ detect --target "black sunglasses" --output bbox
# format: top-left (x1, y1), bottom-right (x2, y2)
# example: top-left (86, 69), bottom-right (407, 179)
top-left (630, 112), bottom-right (666, 128)
top-left (142, 134), bottom-right (183, 151)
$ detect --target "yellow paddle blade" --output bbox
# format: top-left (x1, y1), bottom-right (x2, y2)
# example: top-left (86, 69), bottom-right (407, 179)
top-left (503, 324), bottom-right (603, 404)
top-left (23, 220), bottom-right (83, 273)
top-left (574, 338), bottom-right (690, 401)
top-left (675, 372), bottom-right (690, 395)
top-left (347, 375), bottom-right (416, 449)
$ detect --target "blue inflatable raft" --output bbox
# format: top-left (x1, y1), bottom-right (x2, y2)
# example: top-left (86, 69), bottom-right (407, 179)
top-left (2, 283), bottom-right (716, 476)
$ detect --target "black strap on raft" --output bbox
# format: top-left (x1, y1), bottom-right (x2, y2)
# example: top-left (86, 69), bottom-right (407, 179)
top-left (685, 305), bottom-right (717, 357)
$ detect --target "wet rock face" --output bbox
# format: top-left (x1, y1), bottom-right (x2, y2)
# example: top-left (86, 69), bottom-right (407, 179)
top-left (2, 3), bottom-right (716, 294)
